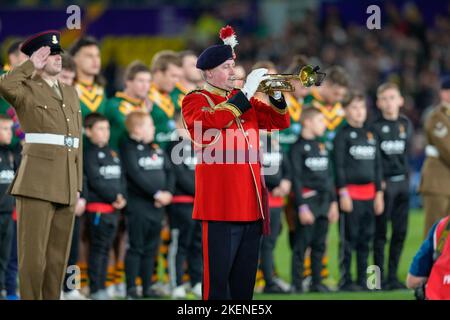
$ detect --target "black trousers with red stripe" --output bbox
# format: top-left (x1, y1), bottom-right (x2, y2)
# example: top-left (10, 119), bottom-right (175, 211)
top-left (202, 220), bottom-right (262, 300)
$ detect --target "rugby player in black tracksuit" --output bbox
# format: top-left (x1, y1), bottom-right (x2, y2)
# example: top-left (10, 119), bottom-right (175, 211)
top-left (289, 107), bottom-right (338, 293)
top-left (120, 111), bottom-right (175, 299)
top-left (259, 132), bottom-right (291, 294)
top-left (371, 83), bottom-right (413, 290)
top-left (166, 125), bottom-right (202, 298)
top-left (84, 113), bottom-right (127, 300)
top-left (334, 92), bottom-right (384, 291)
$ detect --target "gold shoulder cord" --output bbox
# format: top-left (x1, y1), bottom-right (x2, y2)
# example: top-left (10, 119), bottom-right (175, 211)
top-left (181, 92), bottom-right (221, 148)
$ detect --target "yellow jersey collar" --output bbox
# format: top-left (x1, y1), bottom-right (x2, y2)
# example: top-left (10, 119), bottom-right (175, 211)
top-left (115, 92), bottom-right (143, 105)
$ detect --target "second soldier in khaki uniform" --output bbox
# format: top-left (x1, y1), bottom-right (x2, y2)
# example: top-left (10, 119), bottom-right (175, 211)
top-left (0, 31), bottom-right (82, 300)
top-left (419, 77), bottom-right (450, 237)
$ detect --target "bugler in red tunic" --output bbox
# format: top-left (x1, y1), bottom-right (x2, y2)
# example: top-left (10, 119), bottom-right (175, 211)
top-left (182, 82), bottom-right (290, 222)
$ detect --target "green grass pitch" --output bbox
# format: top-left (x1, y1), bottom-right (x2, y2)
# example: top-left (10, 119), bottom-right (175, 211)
top-left (254, 209), bottom-right (424, 300)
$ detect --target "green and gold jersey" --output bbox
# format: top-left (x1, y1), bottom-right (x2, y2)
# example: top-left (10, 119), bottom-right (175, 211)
top-left (304, 88), bottom-right (346, 151)
top-left (279, 93), bottom-right (303, 153)
top-left (149, 84), bottom-right (177, 150)
top-left (0, 66), bottom-right (23, 147)
top-left (105, 92), bottom-right (146, 151)
top-left (0, 67), bottom-right (10, 115)
top-left (169, 82), bottom-right (189, 111)
top-left (75, 80), bottom-right (108, 118)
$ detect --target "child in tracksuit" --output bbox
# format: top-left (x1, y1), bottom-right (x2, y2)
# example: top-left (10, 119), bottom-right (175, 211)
top-left (259, 131), bottom-right (291, 294)
top-left (167, 111), bottom-right (202, 299)
top-left (84, 113), bottom-right (127, 300)
top-left (120, 111), bottom-right (175, 299)
top-left (289, 107), bottom-right (338, 293)
top-left (371, 83), bottom-right (412, 290)
top-left (334, 91), bottom-right (384, 291)
top-left (0, 115), bottom-right (16, 299)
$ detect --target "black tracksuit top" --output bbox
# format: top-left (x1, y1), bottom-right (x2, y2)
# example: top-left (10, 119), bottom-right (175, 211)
top-left (84, 141), bottom-right (126, 204)
top-left (120, 137), bottom-right (175, 199)
top-left (333, 124), bottom-right (382, 190)
top-left (369, 115), bottom-right (412, 179)
top-left (290, 136), bottom-right (335, 207)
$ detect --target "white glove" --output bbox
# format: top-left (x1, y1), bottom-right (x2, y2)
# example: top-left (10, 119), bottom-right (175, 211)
top-left (271, 91), bottom-right (282, 100)
top-left (263, 80), bottom-right (282, 100)
top-left (241, 68), bottom-right (269, 100)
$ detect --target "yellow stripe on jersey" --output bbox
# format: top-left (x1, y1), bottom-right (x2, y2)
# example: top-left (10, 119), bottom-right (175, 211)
top-left (148, 85), bottom-right (175, 118)
top-left (285, 93), bottom-right (302, 122)
top-left (76, 82), bottom-right (105, 113)
top-left (312, 96), bottom-right (345, 131)
top-left (115, 92), bottom-right (145, 116)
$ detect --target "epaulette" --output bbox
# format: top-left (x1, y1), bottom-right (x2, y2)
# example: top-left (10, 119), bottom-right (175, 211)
top-left (185, 89), bottom-right (204, 96)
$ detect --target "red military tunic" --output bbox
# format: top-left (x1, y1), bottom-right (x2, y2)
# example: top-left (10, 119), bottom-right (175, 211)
top-left (182, 83), bottom-right (290, 222)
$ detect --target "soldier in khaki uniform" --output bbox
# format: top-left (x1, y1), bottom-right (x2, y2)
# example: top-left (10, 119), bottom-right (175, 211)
top-left (0, 31), bottom-right (82, 300)
top-left (419, 77), bottom-right (450, 237)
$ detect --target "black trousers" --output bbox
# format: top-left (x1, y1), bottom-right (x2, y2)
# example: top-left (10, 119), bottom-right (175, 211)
top-left (5, 221), bottom-right (17, 296)
top-left (202, 220), bottom-right (262, 300)
top-left (260, 207), bottom-right (282, 287)
top-left (0, 213), bottom-right (13, 290)
top-left (291, 193), bottom-right (330, 288)
top-left (87, 211), bottom-right (119, 293)
top-left (374, 178), bottom-right (409, 282)
top-left (168, 203), bottom-right (202, 288)
top-left (125, 198), bottom-right (163, 293)
top-left (64, 215), bottom-right (81, 292)
top-left (339, 199), bottom-right (375, 286)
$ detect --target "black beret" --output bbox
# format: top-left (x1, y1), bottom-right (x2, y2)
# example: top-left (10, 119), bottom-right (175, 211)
top-left (20, 30), bottom-right (63, 56)
top-left (441, 76), bottom-right (450, 90)
top-left (196, 44), bottom-right (233, 70)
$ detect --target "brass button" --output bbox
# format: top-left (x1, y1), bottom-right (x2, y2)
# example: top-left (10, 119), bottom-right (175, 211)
top-left (62, 104), bottom-right (66, 108)
top-left (68, 133), bottom-right (72, 136)
top-left (44, 105), bottom-right (47, 109)
top-left (68, 149), bottom-right (71, 152)
top-left (66, 118), bottom-right (70, 122)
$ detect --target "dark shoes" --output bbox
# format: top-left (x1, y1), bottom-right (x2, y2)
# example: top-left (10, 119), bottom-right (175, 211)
top-left (127, 287), bottom-right (140, 300)
top-left (385, 279), bottom-right (407, 290)
top-left (143, 288), bottom-right (164, 299)
top-left (290, 285), bottom-right (304, 294)
top-left (263, 283), bottom-right (288, 294)
top-left (309, 282), bottom-right (331, 293)
top-left (338, 282), bottom-right (364, 292)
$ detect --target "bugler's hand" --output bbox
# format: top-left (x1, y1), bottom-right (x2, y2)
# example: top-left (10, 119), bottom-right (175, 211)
top-left (241, 68), bottom-right (269, 100)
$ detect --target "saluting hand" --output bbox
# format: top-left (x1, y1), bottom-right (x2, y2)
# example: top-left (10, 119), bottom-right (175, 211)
top-left (30, 46), bottom-right (51, 71)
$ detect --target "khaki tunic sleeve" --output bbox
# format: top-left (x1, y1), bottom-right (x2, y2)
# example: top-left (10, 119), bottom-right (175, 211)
top-left (0, 60), bottom-right (35, 108)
